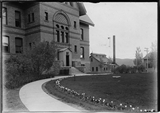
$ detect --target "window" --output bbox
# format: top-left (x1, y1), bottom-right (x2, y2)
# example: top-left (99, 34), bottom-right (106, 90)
top-left (32, 13), bottom-right (34, 22)
top-left (74, 45), bottom-right (77, 53)
top-left (56, 30), bottom-right (60, 42)
top-left (80, 28), bottom-right (83, 40)
top-left (3, 36), bottom-right (9, 53)
top-left (28, 14), bottom-right (31, 23)
top-left (104, 68), bottom-right (105, 71)
top-left (106, 67), bottom-right (107, 70)
top-left (74, 21), bottom-right (76, 28)
top-left (96, 67), bottom-right (98, 71)
top-left (66, 27), bottom-right (68, 30)
top-left (15, 11), bottom-right (21, 27)
top-left (45, 12), bottom-right (48, 21)
top-left (29, 43), bottom-right (32, 50)
top-left (61, 31), bottom-right (64, 43)
top-left (15, 38), bottom-right (23, 53)
top-left (2, 7), bottom-right (7, 25)
top-left (65, 32), bottom-right (69, 43)
top-left (80, 47), bottom-right (84, 58)
top-left (28, 13), bottom-right (34, 23)
top-left (56, 24), bottom-right (59, 28)
top-left (92, 67), bottom-right (94, 71)
top-left (61, 26), bottom-right (64, 29)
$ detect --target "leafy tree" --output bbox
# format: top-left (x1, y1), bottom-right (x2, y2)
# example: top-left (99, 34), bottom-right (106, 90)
top-left (137, 64), bottom-right (145, 73)
top-left (28, 41), bottom-right (57, 75)
top-left (133, 47), bottom-right (143, 66)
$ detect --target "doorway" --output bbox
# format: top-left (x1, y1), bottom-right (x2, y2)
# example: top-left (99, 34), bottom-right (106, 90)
top-left (66, 52), bottom-right (69, 66)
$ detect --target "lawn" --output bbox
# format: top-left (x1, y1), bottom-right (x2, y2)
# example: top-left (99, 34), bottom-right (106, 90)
top-left (3, 87), bottom-right (28, 111)
top-left (44, 73), bottom-right (157, 112)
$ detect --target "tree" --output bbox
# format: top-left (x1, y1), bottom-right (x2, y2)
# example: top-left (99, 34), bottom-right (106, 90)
top-left (149, 42), bottom-right (157, 69)
top-left (133, 47), bottom-right (143, 67)
top-left (28, 41), bottom-right (57, 75)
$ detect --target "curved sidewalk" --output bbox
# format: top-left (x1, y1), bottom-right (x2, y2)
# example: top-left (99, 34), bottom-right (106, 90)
top-left (19, 76), bottom-right (85, 112)
top-left (19, 73), bottom-right (111, 112)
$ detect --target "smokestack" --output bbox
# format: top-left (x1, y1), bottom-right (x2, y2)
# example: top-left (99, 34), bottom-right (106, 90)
top-left (113, 35), bottom-right (116, 64)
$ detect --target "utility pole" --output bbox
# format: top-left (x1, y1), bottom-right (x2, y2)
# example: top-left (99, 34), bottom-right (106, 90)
top-left (144, 48), bottom-right (149, 73)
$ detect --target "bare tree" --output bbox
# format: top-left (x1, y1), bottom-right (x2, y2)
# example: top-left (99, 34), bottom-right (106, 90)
top-left (133, 47), bottom-right (143, 66)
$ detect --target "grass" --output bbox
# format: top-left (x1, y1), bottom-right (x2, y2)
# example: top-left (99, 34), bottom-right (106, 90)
top-left (3, 87), bottom-right (28, 111)
top-left (45, 73), bottom-right (157, 111)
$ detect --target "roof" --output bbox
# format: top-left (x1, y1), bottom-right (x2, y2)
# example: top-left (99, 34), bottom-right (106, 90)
top-left (143, 52), bottom-right (156, 60)
top-left (79, 15), bottom-right (94, 26)
top-left (90, 53), bottom-right (109, 64)
top-left (77, 2), bottom-right (87, 16)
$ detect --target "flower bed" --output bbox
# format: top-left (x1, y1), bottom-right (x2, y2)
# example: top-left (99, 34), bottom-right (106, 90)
top-left (52, 78), bottom-right (156, 112)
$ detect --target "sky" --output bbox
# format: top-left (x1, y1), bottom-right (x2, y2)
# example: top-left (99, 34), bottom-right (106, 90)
top-left (84, 2), bottom-right (157, 59)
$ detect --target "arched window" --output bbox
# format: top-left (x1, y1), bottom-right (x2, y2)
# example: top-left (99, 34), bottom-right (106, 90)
top-left (61, 26), bottom-right (64, 29)
top-left (56, 24), bottom-right (59, 28)
top-left (54, 13), bottom-right (70, 44)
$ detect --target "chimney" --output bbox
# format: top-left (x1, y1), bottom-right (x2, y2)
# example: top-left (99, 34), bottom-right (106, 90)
top-left (113, 35), bottom-right (116, 64)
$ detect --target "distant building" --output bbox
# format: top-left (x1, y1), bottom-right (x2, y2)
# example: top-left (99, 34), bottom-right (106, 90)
top-left (2, 2), bottom-right (94, 73)
top-left (90, 53), bottom-right (112, 73)
top-left (143, 52), bottom-right (157, 73)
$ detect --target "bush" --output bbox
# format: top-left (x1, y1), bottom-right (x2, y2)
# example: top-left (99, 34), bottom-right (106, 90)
top-left (59, 69), bottom-right (69, 75)
top-left (5, 41), bottom-right (57, 89)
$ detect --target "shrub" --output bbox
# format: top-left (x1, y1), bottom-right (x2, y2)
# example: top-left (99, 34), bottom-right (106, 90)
top-left (5, 41), bottom-right (57, 89)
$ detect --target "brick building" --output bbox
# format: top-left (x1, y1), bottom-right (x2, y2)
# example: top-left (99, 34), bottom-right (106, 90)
top-left (2, 2), bottom-right (94, 72)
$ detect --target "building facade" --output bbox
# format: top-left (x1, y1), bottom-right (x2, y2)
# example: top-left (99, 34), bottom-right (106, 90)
top-left (90, 53), bottom-right (112, 73)
top-left (143, 52), bottom-right (157, 73)
top-left (2, 2), bottom-right (94, 72)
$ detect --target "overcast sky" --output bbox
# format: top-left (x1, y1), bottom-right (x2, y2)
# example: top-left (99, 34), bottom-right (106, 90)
top-left (84, 2), bottom-right (157, 59)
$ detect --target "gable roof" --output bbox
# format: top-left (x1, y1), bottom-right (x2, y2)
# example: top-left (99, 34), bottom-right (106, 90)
top-left (143, 52), bottom-right (157, 60)
top-left (90, 53), bottom-right (109, 64)
top-left (80, 15), bottom-right (94, 26)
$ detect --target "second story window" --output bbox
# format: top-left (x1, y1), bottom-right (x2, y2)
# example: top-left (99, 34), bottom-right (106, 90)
top-left (80, 28), bottom-right (83, 40)
top-left (2, 7), bottom-right (7, 25)
top-left (32, 13), bottom-right (34, 22)
top-left (56, 30), bottom-right (60, 42)
top-left (45, 12), bottom-right (48, 21)
top-left (15, 11), bottom-right (21, 27)
top-left (74, 45), bottom-right (77, 53)
top-left (28, 13), bottom-right (34, 23)
top-left (28, 14), bottom-right (31, 23)
top-left (61, 31), bottom-right (64, 43)
top-left (65, 32), bottom-right (69, 43)
top-left (74, 21), bottom-right (76, 28)
top-left (15, 38), bottom-right (23, 53)
top-left (3, 36), bottom-right (9, 53)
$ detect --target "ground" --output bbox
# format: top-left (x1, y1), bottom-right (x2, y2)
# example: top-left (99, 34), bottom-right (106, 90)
top-left (3, 87), bottom-right (28, 111)
top-left (44, 73), bottom-right (157, 112)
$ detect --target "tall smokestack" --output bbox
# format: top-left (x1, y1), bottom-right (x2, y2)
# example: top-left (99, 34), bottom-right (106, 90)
top-left (113, 35), bottom-right (116, 64)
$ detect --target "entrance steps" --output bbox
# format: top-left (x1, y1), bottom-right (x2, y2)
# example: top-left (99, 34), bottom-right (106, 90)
top-left (69, 67), bottom-right (84, 75)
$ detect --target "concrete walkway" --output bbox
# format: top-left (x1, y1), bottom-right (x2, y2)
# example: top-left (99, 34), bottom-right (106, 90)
top-left (19, 73), bottom-right (111, 112)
